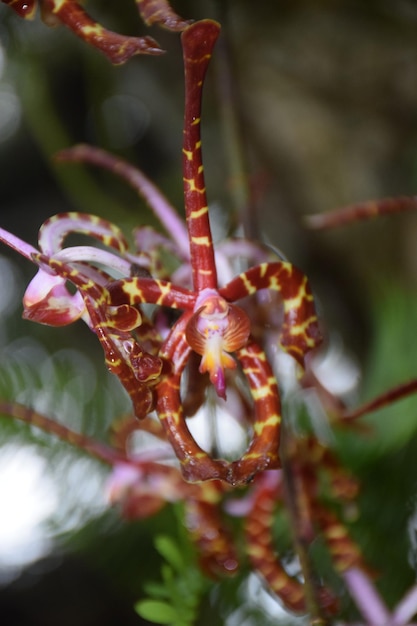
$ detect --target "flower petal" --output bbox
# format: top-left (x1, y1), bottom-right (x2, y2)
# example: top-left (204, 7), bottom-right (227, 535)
top-left (23, 270), bottom-right (85, 326)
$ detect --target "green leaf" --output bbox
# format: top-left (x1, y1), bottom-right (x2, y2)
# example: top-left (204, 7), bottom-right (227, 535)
top-left (135, 599), bottom-right (178, 624)
top-left (143, 581), bottom-right (171, 599)
top-left (155, 535), bottom-right (185, 573)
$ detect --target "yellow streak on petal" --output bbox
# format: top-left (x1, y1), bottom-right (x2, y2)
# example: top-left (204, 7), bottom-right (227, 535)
top-left (259, 263), bottom-right (268, 277)
top-left (51, 0), bottom-right (67, 12)
top-left (155, 280), bottom-right (175, 306)
top-left (158, 410), bottom-right (180, 425)
top-left (253, 413), bottom-right (280, 435)
top-left (80, 24), bottom-right (105, 37)
top-left (251, 384), bottom-right (274, 401)
top-left (246, 544), bottom-right (265, 558)
top-left (121, 281), bottom-right (145, 303)
top-left (241, 273), bottom-right (257, 295)
top-left (190, 205), bottom-right (208, 219)
top-left (183, 177), bottom-right (205, 193)
top-left (182, 148), bottom-right (193, 161)
top-left (192, 235), bottom-right (211, 247)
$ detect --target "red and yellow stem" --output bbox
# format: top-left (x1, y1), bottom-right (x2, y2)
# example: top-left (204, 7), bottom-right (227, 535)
top-left (185, 484), bottom-right (239, 577)
top-left (230, 341), bottom-right (281, 482)
top-left (181, 20), bottom-right (220, 292)
top-left (108, 277), bottom-right (196, 310)
top-left (2, 0), bottom-right (164, 64)
top-left (220, 262), bottom-right (322, 367)
top-left (136, 0), bottom-right (191, 31)
top-left (156, 313), bottom-right (230, 482)
top-left (316, 506), bottom-right (364, 574)
top-left (246, 471), bottom-right (339, 615)
top-left (157, 330), bottom-right (281, 484)
top-left (44, 256), bottom-right (160, 418)
top-left (245, 472), bottom-right (308, 613)
top-left (305, 195), bottom-right (417, 230)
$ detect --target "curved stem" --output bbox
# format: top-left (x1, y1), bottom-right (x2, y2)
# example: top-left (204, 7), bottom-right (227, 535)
top-left (181, 20), bottom-right (220, 292)
top-left (220, 261), bottom-right (322, 368)
top-left (342, 378), bottom-right (417, 422)
top-left (55, 145), bottom-right (190, 258)
top-left (108, 277), bottom-right (196, 310)
top-left (0, 401), bottom-right (124, 466)
top-left (42, 0), bottom-right (163, 64)
top-left (305, 196), bottom-right (417, 230)
top-left (54, 246), bottom-right (133, 277)
top-left (230, 340), bottom-right (281, 483)
top-left (156, 313), bottom-right (229, 483)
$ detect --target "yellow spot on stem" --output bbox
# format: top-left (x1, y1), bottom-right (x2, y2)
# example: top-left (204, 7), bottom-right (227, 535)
top-left (81, 24), bottom-right (105, 37)
top-left (51, 0), bottom-right (67, 12)
top-left (259, 263), bottom-right (268, 277)
top-left (252, 385), bottom-right (273, 400)
top-left (183, 177), bottom-right (205, 193)
top-left (192, 236), bottom-right (211, 246)
top-left (155, 280), bottom-right (175, 306)
top-left (241, 274), bottom-right (256, 294)
top-left (182, 149), bottom-right (193, 161)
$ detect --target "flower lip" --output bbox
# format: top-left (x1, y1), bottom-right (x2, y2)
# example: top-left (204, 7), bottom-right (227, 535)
top-left (185, 290), bottom-right (250, 399)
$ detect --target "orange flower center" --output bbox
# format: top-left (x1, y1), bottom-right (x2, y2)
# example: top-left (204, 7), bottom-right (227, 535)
top-left (185, 289), bottom-right (250, 399)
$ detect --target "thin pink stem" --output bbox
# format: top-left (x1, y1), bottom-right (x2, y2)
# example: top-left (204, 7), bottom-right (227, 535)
top-left (391, 585), bottom-right (417, 626)
top-left (343, 568), bottom-right (391, 625)
top-left (0, 227), bottom-right (38, 262)
top-left (54, 246), bottom-right (132, 276)
top-left (55, 144), bottom-right (190, 257)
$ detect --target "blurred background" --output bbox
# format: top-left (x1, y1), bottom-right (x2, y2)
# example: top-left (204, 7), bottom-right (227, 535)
top-left (1, 0), bottom-right (417, 623)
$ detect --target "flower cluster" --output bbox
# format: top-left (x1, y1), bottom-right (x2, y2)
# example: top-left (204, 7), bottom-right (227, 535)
top-left (2, 3), bottom-right (417, 624)
top-left (0, 20), bottom-right (322, 485)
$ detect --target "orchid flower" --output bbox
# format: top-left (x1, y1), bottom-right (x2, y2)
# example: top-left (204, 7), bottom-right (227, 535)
top-left (0, 20), bottom-right (322, 486)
